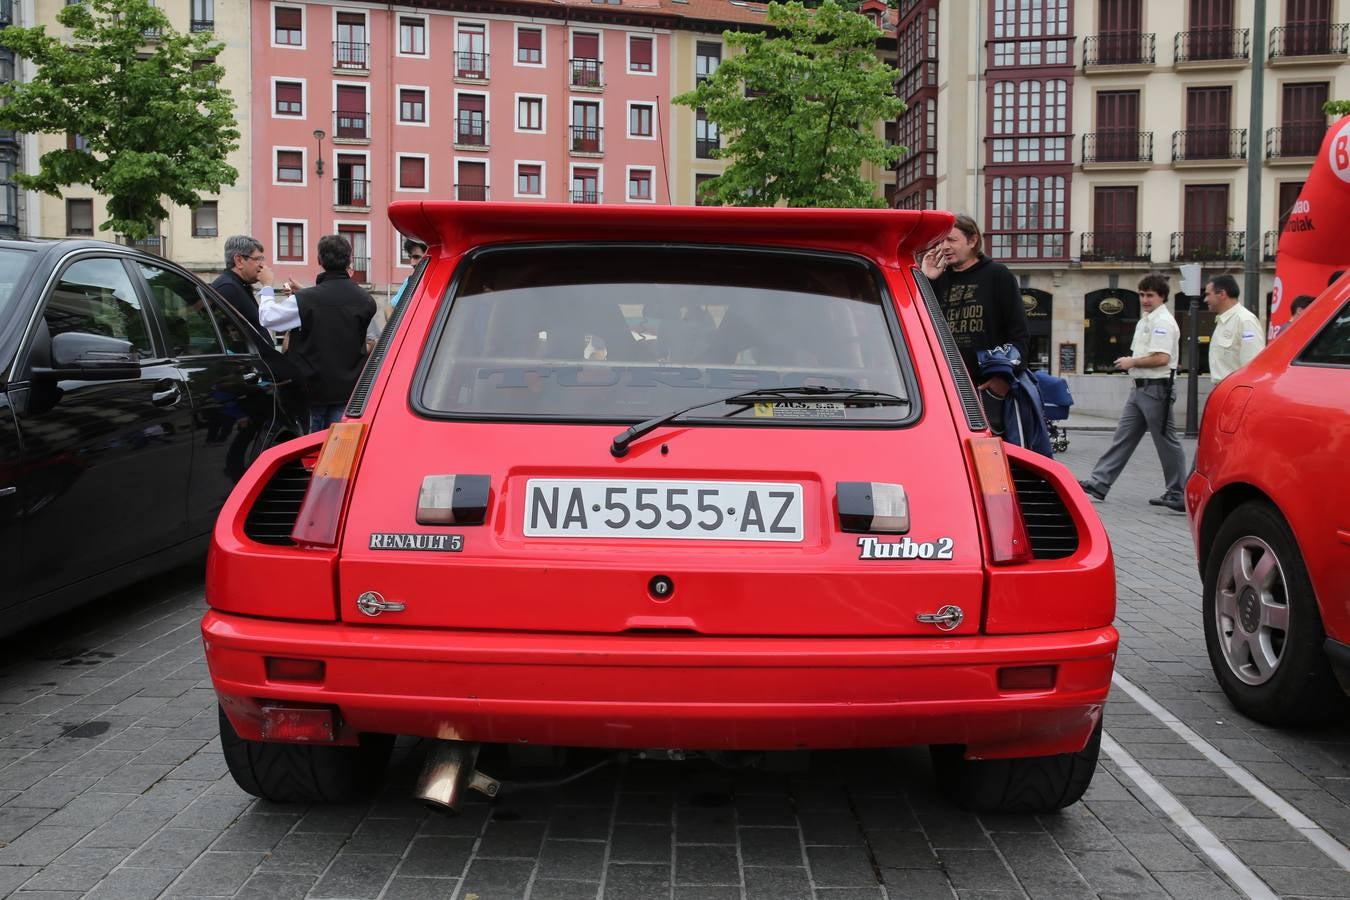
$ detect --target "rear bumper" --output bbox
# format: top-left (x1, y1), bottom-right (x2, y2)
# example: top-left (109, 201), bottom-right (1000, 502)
top-left (203, 611), bottom-right (1117, 759)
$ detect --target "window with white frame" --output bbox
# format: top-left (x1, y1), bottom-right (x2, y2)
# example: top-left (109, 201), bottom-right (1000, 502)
top-left (517, 27), bottom-right (543, 64)
top-left (629, 103), bottom-right (653, 138)
top-left (628, 168), bottom-right (653, 201)
top-left (274, 80), bottom-right (303, 116)
top-left (400, 88), bottom-right (426, 123)
top-left (629, 35), bottom-right (653, 72)
top-left (274, 5), bottom-right (302, 46)
top-left (517, 96), bottom-right (543, 131)
top-left (276, 150), bottom-right (303, 183)
top-left (277, 222), bottom-right (305, 260)
top-left (399, 16), bottom-right (426, 55)
top-left (517, 163), bottom-right (542, 195)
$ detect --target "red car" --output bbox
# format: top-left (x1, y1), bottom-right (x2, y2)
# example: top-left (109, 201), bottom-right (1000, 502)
top-left (203, 203), bottom-right (1117, 813)
top-left (1189, 278), bottom-right (1350, 725)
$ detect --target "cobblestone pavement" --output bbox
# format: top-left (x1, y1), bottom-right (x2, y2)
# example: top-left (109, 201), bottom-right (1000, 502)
top-left (3, 432), bottom-right (1350, 899)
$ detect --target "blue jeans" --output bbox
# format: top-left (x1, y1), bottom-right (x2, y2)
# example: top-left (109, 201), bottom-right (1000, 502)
top-left (309, 403), bottom-right (346, 434)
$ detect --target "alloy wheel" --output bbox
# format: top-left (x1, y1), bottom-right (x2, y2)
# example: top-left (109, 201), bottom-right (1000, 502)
top-left (1213, 535), bottom-right (1290, 686)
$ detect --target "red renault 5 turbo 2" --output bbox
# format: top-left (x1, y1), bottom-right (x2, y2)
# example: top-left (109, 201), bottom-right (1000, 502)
top-left (1189, 276), bottom-right (1350, 726)
top-left (203, 203), bottom-right (1117, 814)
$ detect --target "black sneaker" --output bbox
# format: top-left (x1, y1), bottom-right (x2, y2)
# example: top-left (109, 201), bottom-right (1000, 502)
top-left (1078, 480), bottom-right (1106, 501)
top-left (1149, 494), bottom-right (1186, 512)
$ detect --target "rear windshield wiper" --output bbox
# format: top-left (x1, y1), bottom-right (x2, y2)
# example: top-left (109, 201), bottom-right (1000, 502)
top-left (610, 385), bottom-right (907, 458)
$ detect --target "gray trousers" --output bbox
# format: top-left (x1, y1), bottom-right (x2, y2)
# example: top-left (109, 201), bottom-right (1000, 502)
top-left (1086, 381), bottom-right (1186, 498)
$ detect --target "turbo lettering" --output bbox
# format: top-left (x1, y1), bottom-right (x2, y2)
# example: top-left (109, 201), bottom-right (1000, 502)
top-left (857, 536), bottom-right (955, 561)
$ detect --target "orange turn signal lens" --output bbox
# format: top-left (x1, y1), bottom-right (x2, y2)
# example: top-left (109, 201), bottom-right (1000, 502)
top-left (968, 437), bottom-right (1033, 565)
top-left (291, 423), bottom-right (368, 547)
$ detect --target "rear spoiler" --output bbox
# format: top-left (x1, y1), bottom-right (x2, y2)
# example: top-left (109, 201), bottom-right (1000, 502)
top-left (388, 201), bottom-right (954, 269)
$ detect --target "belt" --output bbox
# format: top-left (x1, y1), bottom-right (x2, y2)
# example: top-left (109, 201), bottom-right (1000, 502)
top-left (1133, 377), bottom-right (1172, 387)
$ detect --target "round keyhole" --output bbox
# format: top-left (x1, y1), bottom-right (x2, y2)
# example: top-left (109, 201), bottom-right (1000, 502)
top-left (648, 575), bottom-right (674, 601)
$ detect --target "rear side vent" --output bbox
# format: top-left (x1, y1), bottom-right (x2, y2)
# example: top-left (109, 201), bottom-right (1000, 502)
top-left (243, 461), bottom-right (313, 545)
top-left (1010, 466), bottom-right (1078, 560)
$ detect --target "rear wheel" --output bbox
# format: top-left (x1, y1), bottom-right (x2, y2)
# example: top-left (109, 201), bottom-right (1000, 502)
top-left (1201, 501), bottom-right (1345, 726)
top-left (219, 706), bottom-right (393, 803)
top-left (929, 717), bottom-right (1101, 813)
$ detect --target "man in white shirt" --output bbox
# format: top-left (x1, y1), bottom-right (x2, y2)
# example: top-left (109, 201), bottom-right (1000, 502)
top-left (1205, 274), bottom-right (1265, 383)
top-left (1079, 274), bottom-right (1188, 512)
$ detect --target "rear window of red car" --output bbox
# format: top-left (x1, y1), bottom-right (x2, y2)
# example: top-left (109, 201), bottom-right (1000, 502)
top-left (415, 245), bottom-right (915, 424)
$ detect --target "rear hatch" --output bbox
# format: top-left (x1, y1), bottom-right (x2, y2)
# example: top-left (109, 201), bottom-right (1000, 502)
top-left (338, 241), bottom-right (984, 636)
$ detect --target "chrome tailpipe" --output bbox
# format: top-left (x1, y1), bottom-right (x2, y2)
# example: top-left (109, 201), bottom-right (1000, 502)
top-left (414, 741), bottom-right (501, 813)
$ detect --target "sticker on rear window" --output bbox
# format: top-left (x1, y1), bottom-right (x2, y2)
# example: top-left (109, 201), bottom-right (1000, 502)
top-left (369, 533), bottom-right (464, 552)
top-left (857, 536), bottom-right (954, 560)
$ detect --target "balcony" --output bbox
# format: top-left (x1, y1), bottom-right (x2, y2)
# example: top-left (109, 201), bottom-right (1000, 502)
top-left (333, 111), bottom-right (370, 142)
top-left (1263, 230), bottom-right (1279, 263)
top-left (1083, 33), bottom-right (1156, 68)
top-left (1169, 231), bottom-right (1244, 262)
top-left (334, 178), bottom-right (370, 209)
top-left (1080, 231), bottom-right (1152, 263)
top-left (1171, 128), bottom-right (1247, 164)
top-left (1174, 27), bottom-right (1250, 65)
top-left (1081, 131), bottom-right (1153, 166)
top-left (190, 18), bottom-right (214, 33)
top-left (1266, 124), bottom-right (1325, 161)
top-left (570, 125), bottom-right (603, 155)
top-left (455, 118), bottom-right (489, 149)
top-left (696, 137), bottom-right (720, 159)
top-left (1269, 23), bottom-right (1349, 61)
top-left (334, 41), bottom-right (369, 72)
top-left (454, 52), bottom-right (489, 82)
top-left (570, 58), bottom-right (603, 90)
top-left (571, 189), bottom-right (602, 204)
top-left (455, 184), bottom-right (489, 201)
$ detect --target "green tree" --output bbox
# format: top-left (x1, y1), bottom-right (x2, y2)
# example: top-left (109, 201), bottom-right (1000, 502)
top-left (1325, 100), bottom-right (1350, 116)
top-left (0, 0), bottom-right (239, 240)
top-left (674, 0), bottom-right (904, 208)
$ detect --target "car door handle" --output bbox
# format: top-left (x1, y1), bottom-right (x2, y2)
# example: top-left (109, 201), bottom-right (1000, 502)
top-left (151, 384), bottom-right (182, 407)
top-left (242, 369), bottom-right (261, 384)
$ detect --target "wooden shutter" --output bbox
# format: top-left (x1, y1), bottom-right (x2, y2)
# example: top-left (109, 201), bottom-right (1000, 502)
top-left (1189, 0), bottom-right (1234, 58)
top-left (518, 28), bottom-right (542, 59)
top-left (1186, 86), bottom-right (1231, 158)
top-left (1096, 90), bottom-right (1139, 161)
top-left (1281, 82), bottom-right (1328, 155)
top-left (276, 82), bottom-right (301, 114)
top-left (1184, 184), bottom-right (1229, 256)
top-left (400, 157), bottom-right (425, 190)
top-left (275, 7), bottom-right (301, 28)
top-left (1093, 187), bottom-right (1138, 257)
top-left (574, 32), bottom-right (599, 59)
top-left (457, 161), bottom-right (486, 186)
top-left (1098, 0), bottom-right (1142, 63)
top-left (630, 37), bottom-right (653, 70)
top-left (1278, 182), bottom-right (1306, 232)
top-left (336, 85), bottom-right (364, 113)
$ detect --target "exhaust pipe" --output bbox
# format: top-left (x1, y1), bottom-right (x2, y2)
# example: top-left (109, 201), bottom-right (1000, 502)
top-left (414, 740), bottom-right (501, 813)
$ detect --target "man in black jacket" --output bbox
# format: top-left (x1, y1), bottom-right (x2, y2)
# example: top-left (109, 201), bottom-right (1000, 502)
top-left (257, 235), bottom-right (376, 432)
top-left (211, 235), bottom-right (274, 342)
top-left (920, 214), bottom-right (1029, 434)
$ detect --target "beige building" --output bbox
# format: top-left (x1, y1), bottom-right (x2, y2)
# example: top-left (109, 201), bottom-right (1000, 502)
top-left (893, 0), bottom-right (1350, 416)
top-left (24, 0), bottom-right (250, 275)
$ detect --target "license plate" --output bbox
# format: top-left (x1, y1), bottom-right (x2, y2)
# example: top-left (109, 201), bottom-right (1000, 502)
top-left (524, 479), bottom-right (804, 541)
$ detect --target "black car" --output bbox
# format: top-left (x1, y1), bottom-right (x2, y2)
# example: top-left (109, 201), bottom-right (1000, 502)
top-left (0, 239), bottom-right (306, 635)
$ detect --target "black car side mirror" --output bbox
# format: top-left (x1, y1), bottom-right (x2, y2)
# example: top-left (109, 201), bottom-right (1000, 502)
top-left (31, 331), bottom-right (141, 380)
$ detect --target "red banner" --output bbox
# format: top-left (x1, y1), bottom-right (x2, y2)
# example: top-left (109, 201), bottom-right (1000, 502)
top-left (1269, 115), bottom-right (1350, 338)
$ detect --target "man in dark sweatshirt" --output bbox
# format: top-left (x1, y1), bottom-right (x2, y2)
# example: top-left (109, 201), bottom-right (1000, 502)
top-left (920, 214), bottom-right (1029, 433)
top-left (257, 235), bottom-right (376, 432)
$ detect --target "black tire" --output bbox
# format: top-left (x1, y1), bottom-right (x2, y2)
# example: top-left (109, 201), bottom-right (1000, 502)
top-left (929, 717), bottom-right (1102, 813)
top-left (1201, 501), bottom-right (1346, 726)
top-left (219, 706), bottom-right (394, 803)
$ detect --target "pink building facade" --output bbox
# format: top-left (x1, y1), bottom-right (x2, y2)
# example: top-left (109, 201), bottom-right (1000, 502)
top-left (252, 1), bottom-right (675, 292)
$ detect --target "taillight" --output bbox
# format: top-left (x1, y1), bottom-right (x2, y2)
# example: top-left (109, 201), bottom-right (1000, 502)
top-left (968, 437), bottom-right (1033, 565)
top-left (291, 423), bottom-right (367, 547)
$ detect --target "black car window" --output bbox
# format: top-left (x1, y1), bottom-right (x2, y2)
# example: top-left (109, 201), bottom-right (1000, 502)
top-left (419, 246), bottom-right (911, 423)
top-left (138, 262), bottom-right (225, 357)
top-left (1298, 299), bottom-right (1350, 368)
top-left (202, 287), bottom-right (254, 354)
top-left (0, 248), bottom-right (32, 320)
top-left (47, 257), bottom-right (153, 357)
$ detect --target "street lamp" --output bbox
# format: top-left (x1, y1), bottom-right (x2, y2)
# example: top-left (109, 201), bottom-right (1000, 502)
top-left (313, 129), bottom-right (325, 176)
